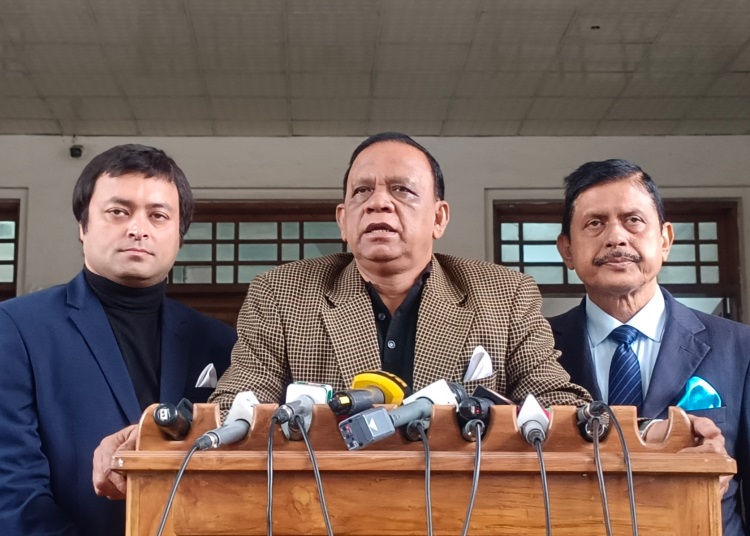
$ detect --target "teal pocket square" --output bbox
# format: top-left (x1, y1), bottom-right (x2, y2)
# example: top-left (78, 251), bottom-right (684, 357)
top-left (676, 376), bottom-right (722, 411)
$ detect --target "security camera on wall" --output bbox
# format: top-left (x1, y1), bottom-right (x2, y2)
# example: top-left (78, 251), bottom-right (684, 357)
top-left (69, 145), bottom-right (83, 158)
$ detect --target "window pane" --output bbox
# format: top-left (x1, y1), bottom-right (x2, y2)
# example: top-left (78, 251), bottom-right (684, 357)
top-left (522, 223), bottom-right (561, 241)
top-left (668, 244), bottom-right (696, 262)
top-left (0, 221), bottom-right (15, 239)
top-left (0, 243), bottom-right (14, 261)
top-left (282, 222), bottom-right (300, 239)
top-left (176, 244), bottom-right (212, 262)
top-left (216, 244), bottom-right (234, 261)
top-left (672, 223), bottom-right (695, 240)
top-left (239, 244), bottom-right (277, 261)
top-left (505, 265), bottom-right (521, 272)
top-left (699, 244), bottom-right (718, 262)
top-left (0, 264), bottom-right (13, 282)
top-left (304, 242), bottom-right (342, 258)
top-left (238, 265), bottom-right (275, 283)
top-left (501, 223), bottom-right (518, 241)
top-left (216, 265), bottom-right (234, 283)
top-left (304, 222), bottom-right (340, 239)
top-left (658, 265), bottom-right (697, 284)
top-left (183, 222), bottom-right (212, 241)
top-left (524, 266), bottom-right (563, 284)
top-left (172, 266), bottom-right (186, 283)
top-left (239, 222), bottom-right (277, 239)
top-left (183, 266), bottom-right (212, 284)
top-left (216, 223), bottom-right (235, 240)
top-left (699, 222), bottom-right (717, 240)
top-left (701, 266), bottom-right (719, 284)
top-left (522, 244), bottom-right (560, 263)
top-left (501, 244), bottom-right (519, 263)
top-left (282, 243), bottom-right (300, 261)
top-left (567, 268), bottom-right (583, 284)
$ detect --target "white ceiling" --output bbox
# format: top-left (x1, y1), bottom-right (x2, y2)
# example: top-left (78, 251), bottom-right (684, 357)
top-left (0, 0), bottom-right (749, 137)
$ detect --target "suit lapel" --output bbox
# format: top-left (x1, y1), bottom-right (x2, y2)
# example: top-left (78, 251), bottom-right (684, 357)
top-left (413, 259), bottom-right (474, 391)
top-left (553, 299), bottom-right (602, 400)
top-left (641, 290), bottom-right (710, 418)
top-left (159, 300), bottom-right (190, 405)
top-left (322, 260), bottom-right (381, 387)
top-left (67, 273), bottom-right (141, 423)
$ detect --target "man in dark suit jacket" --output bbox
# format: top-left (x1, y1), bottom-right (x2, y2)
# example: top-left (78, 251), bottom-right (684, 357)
top-left (550, 159), bottom-right (748, 535)
top-left (0, 145), bottom-right (236, 536)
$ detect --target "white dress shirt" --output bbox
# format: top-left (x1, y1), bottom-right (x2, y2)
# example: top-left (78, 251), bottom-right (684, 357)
top-left (585, 290), bottom-right (667, 403)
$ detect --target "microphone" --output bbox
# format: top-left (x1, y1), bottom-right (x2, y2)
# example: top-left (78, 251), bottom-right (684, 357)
top-left (153, 398), bottom-right (194, 441)
top-left (328, 370), bottom-right (410, 416)
top-left (194, 391), bottom-right (260, 451)
top-left (516, 394), bottom-right (550, 445)
top-left (274, 382), bottom-right (331, 440)
top-left (457, 396), bottom-right (494, 442)
top-left (576, 401), bottom-right (610, 442)
top-left (338, 379), bottom-right (466, 450)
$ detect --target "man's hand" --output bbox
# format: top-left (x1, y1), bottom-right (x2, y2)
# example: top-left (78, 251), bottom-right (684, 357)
top-left (643, 415), bottom-right (731, 497)
top-left (92, 424), bottom-right (138, 500)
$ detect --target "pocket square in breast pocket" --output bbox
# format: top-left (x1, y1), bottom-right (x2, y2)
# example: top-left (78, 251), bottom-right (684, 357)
top-left (195, 363), bottom-right (217, 388)
top-left (676, 376), bottom-right (721, 412)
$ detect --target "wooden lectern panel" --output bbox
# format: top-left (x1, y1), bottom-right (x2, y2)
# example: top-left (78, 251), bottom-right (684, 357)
top-left (117, 404), bottom-right (734, 536)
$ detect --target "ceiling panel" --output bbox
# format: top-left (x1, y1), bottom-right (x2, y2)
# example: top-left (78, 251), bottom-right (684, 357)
top-left (441, 120), bottom-right (520, 136)
top-left (0, 0), bottom-right (746, 137)
top-left (448, 98), bottom-right (532, 121)
top-left (211, 98), bottom-right (288, 121)
top-left (130, 97), bottom-right (210, 120)
top-left (606, 98), bottom-right (695, 120)
top-left (456, 73), bottom-right (544, 98)
top-left (370, 99), bottom-right (450, 121)
top-left (206, 74), bottom-right (287, 97)
top-left (214, 120), bottom-right (290, 136)
top-left (292, 120), bottom-right (367, 136)
top-left (373, 73), bottom-right (458, 98)
top-left (537, 73), bottom-right (628, 97)
top-left (47, 97), bottom-right (132, 120)
top-left (59, 119), bottom-right (138, 136)
top-left (136, 119), bottom-right (213, 136)
top-left (0, 119), bottom-right (60, 134)
top-left (520, 120), bottom-right (599, 136)
top-left (290, 74), bottom-right (371, 98)
top-left (368, 120), bottom-right (444, 136)
top-left (290, 98), bottom-right (369, 121)
top-left (595, 120), bottom-right (678, 136)
top-left (622, 73), bottom-right (717, 97)
top-left (527, 98), bottom-right (614, 120)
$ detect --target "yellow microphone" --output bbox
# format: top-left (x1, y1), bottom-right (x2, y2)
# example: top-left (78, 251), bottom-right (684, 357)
top-left (328, 370), bottom-right (411, 416)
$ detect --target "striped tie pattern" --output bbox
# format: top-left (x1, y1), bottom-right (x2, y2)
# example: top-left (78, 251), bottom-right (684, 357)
top-left (608, 325), bottom-right (643, 408)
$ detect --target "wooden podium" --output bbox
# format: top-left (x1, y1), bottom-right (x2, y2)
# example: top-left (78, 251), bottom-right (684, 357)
top-left (116, 404), bottom-right (735, 536)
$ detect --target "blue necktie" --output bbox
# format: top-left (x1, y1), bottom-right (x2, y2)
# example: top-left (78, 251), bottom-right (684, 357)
top-left (608, 325), bottom-right (643, 408)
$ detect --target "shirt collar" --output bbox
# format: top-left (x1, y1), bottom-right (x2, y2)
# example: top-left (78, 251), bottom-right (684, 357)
top-left (585, 288), bottom-right (667, 347)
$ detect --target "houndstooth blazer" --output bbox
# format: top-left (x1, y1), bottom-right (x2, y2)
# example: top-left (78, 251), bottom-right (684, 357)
top-left (210, 253), bottom-right (591, 411)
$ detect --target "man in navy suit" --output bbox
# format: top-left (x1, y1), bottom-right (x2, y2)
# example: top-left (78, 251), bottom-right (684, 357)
top-left (0, 145), bottom-right (236, 536)
top-left (549, 159), bottom-right (748, 535)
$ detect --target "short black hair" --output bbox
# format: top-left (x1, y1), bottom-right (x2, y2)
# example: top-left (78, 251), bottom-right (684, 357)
top-left (561, 159), bottom-right (665, 236)
top-left (72, 144), bottom-right (193, 239)
top-left (343, 132), bottom-right (445, 200)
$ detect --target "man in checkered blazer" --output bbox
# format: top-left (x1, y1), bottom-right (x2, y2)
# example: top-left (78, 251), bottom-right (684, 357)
top-left (209, 132), bottom-right (590, 410)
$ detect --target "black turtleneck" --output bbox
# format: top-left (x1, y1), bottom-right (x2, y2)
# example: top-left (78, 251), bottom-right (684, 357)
top-left (84, 267), bottom-right (164, 412)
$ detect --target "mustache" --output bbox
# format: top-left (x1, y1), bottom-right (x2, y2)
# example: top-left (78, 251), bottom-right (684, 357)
top-left (593, 250), bottom-right (641, 266)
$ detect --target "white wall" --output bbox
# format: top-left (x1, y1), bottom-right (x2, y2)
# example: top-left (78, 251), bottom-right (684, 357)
top-left (1, 135), bottom-right (749, 313)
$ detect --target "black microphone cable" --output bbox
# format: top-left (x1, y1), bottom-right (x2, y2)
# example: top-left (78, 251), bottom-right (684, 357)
top-left (599, 404), bottom-right (639, 536)
top-left (267, 415), bottom-right (278, 536)
top-left (460, 420), bottom-right (484, 536)
top-left (532, 434), bottom-right (552, 536)
top-left (414, 421), bottom-right (434, 536)
top-left (294, 413), bottom-right (334, 536)
top-left (591, 417), bottom-right (614, 536)
top-left (156, 442), bottom-right (200, 536)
